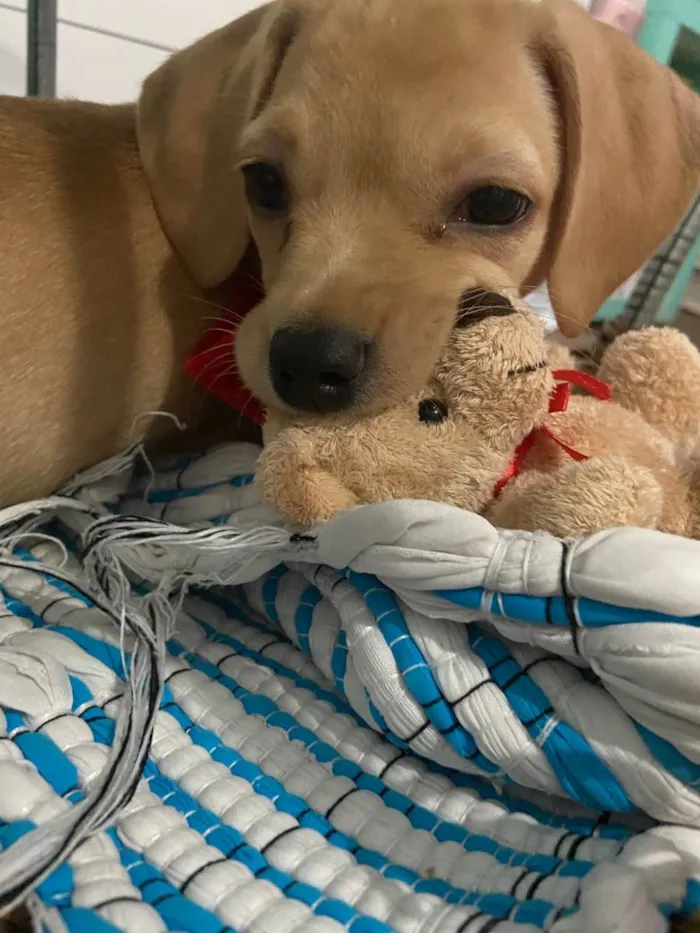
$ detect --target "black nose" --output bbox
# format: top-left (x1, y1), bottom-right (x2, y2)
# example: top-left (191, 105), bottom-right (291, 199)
top-left (456, 289), bottom-right (515, 327)
top-left (268, 326), bottom-right (369, 413)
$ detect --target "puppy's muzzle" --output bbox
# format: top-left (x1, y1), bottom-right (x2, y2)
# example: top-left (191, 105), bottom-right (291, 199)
top-left (268, 326), bottom-right (369, 413)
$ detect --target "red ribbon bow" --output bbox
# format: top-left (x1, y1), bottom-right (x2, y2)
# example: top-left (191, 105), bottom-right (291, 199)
top-left (183, 254), bottom-right (267, 426)
top-left (492, 368), bottom-right (611, 499)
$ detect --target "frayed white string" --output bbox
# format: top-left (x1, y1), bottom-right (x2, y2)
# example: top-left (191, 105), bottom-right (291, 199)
top-left (1, 531), bottom-right (70, 571)
top-left (0, 543), bottom-right (165, 918)
top-left (59, 410), bottom-right (186, 509)
top-left (128, 411), bottom-right (187, 503)
top-left (82, 514), bottom-right (291, 593)
top-left (26, 893), bottom-right (67, 933)
top-left (58, 446), bottom-right (141, 500)
top-left (129, 410), bottom-right (187, 436)
top-left (0, 497), bottom-right (94, 540)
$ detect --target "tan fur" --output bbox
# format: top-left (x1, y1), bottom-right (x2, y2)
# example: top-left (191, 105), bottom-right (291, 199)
top-left (0, 97), bottom-right (250, 504)
top-left (487, 456), bottom-right (665, 540)
top-left (505, 395), bottom-right (691, 534)
top-left (0, 0), bottom-right (697, 507)
top-left (260, 401), bottom-right (509, 526)
top-left (598, 327), bottom-right (700, 459)
top-left (545, 333), bottom-right (575, 371)
top-left (260, 307), bottom-right (700, 539)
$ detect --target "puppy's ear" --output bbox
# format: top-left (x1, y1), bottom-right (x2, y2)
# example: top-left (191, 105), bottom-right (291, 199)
top-left (533, 0), bottom-right (700, 337)
top-left (137, 2), bottom-right (297, 287)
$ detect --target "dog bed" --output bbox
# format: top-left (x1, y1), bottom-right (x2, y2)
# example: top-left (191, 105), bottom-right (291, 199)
top-left (0, 441), bottom-right (699, 933)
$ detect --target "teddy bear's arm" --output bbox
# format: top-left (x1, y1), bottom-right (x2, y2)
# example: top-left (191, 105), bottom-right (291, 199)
top-left (485, 455), bottom-right (664, 539)
top-left (256, 426), bottom-right (360, 526)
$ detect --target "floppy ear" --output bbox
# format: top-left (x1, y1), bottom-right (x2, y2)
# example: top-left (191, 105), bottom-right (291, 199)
top-left (534, 0), bottom-right (700, 337)
top-left (137, 2), bottom-right (295, 288)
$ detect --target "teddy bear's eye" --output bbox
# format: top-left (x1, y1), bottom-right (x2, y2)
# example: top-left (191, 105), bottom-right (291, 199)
top-left (418, 398), bottom-right (448, 424)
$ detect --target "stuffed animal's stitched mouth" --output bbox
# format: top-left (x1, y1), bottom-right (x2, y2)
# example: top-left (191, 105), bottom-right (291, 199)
top-left (507, 360), bottom-right (548, 377)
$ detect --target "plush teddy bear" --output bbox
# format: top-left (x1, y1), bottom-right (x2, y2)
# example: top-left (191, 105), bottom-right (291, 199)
top-left (257, 291), bottom-right (700, 539)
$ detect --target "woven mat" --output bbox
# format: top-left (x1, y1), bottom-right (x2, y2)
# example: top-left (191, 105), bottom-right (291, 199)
top-left (0, 442), bottom-right (699, 933)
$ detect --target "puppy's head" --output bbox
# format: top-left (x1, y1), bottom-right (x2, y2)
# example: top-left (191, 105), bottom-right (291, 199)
top-left (139, 0), bottom-right (700, 420)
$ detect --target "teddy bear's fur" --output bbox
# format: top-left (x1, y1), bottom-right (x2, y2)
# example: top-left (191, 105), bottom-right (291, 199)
top-left (489, 325), bottom-right (700, 539)
top-left (257, 300), bottom-right (700, 539)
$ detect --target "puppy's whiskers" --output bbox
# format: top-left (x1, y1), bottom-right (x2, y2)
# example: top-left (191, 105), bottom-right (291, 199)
top-left (489, 283), bottom-right (597, 333)
top-left (201, 313), bottom-right (245, 326)
top-left (207, 364), bottom-right (239, 392)
top-left (185, 344), bottom-right (233, 368)
top-left (242, 271), bottom-right (264, 291)
top-left (181, 293), bottom-right (247, 323)
top-left (457, 302), bottom-right (514, 316)
top-left (456, 299), bottom-right (516, 327)
top-left (193, 355), bottom-right (239, 384)
top-left (236, 390), bottom-right (261, 428)
top-left (201, 326), bottom-right (239, 339)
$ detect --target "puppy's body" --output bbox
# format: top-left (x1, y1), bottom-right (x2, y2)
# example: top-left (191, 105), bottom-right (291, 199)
top-left (0, 96), bottom-right (228, 502)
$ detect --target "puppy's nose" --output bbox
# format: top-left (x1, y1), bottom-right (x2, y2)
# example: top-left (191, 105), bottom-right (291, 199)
top-left (268, 326), bottom-right (368, 413)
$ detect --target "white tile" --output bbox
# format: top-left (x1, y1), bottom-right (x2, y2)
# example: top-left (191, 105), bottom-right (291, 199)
top-left (56, 23), bottom-right (169, 103)
top-left (0, 1), bottom-right (26, 11)
top-left (0, 7), bottom-right (27, 97)
top-left (58, 0), bottom-right (263, 51)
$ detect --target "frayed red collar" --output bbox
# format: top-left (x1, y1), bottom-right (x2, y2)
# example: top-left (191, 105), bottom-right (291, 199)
top-left (183, 255), bottom-right (266, 426)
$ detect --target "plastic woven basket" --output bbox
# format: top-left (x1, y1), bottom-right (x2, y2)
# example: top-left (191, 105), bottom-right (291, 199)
top-left (0, 442), bottom-right (699, 933)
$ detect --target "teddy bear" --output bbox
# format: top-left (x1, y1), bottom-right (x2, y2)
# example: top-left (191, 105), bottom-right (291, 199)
top-left (256, 290), bottom-right (700, 540)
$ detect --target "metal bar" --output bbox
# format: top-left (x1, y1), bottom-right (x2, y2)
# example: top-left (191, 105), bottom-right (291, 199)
top-left (623, 194), bottom-right (700, 329)
top-left (57, 16), bottom-right (174, 53)
top-left (27, 0), bottom-right (58, 97)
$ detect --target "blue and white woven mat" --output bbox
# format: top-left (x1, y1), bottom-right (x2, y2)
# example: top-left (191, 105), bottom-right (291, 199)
top-left (0, 441), bottom-right (700, 933)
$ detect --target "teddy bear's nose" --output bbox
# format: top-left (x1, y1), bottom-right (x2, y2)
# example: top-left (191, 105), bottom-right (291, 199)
top-left (456, 289), bottom-right (516, 327)
top-left (268, 326), bottom-right (369, 413)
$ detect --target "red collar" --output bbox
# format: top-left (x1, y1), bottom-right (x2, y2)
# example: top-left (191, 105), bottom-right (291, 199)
top-left (492, 369), bottom-right (611, 499)
top-left (183, 253), bottom-right (267, 426)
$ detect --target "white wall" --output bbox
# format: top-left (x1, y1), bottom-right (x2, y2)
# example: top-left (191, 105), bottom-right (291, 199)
top-left (0, 0), bottom-right (260, 102)
top-left (0, 3), bottom-right (29, 96)
top-left (0, 0), bottom-right (604, 103)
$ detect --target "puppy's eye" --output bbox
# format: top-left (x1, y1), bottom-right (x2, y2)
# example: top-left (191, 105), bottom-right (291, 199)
top-left (242, 162), bottom-right (288, 213)
top-left (418, 398), bottom-right (448, 424)
top-left (453, 185), bottom-right (531, 227)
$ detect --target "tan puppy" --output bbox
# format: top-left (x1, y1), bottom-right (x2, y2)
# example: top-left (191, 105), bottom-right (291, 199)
top-left (0, 0), bottom-right (697, 508)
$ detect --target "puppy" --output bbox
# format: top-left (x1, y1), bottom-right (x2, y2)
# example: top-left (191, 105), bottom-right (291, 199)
top-left (0, 0), bottom-right (697, 509)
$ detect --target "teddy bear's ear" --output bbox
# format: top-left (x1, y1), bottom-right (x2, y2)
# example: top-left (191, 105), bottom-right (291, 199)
top-left (531, 0), bottom-right (700, 337)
